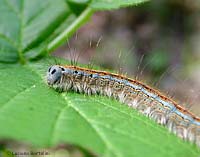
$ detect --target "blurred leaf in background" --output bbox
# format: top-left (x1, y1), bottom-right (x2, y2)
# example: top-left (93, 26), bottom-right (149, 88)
top-left (0, 0), bottom-right (90, 62)
top-left (145, 50), bottom-right (169, 77)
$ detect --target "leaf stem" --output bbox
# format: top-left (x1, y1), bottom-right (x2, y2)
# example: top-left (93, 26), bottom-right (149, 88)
top-left (18, 50), bottom-right (26, 64)
top-left (47, 7), bottom-right (94, 53)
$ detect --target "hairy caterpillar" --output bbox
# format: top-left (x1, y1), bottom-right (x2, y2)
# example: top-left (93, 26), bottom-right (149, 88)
top-left (46, 65), bottom-right (200, 147)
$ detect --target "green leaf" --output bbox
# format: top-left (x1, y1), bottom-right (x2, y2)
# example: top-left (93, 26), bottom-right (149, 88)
top-left (89, 0), bottom-right (149, 10)
top-left (68, 0), bottom-right (149, 10)
top-left (0, 0), bottom-right (91, 63)
top-left (0, 0), bottom-right (148, 63)
top-left (0, 58), bottom-right (199, 157)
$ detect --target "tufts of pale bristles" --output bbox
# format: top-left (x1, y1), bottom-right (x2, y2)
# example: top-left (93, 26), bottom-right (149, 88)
top-left (47, 65), bottom-right (200, 148)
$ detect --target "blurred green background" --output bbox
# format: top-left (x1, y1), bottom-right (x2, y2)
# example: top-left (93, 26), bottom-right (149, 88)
top-left (54, 0), bottom-right (200, 117)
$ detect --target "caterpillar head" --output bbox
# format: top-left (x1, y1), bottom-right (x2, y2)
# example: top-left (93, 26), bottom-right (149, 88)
top-left (47, 65), bottom-right (64, 85)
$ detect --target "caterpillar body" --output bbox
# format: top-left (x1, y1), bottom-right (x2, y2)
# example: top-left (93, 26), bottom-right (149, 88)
top-left (47, 65), bottom-right (200, 147)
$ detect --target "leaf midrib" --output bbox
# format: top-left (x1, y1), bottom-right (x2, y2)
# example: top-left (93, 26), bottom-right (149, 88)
top-left (60, 93), bottom-right (122, 157)
top-left (74, 97), bottom-right (170, 156)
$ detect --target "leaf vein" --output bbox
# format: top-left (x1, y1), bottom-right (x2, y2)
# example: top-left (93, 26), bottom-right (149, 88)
top-left (0, 84), bottom-right (36, 110)
top-left (0, 33), bottom-right (18, 50)
top-left (92, 120), bottom-right (166, 155)
top-left (24, 2), bottom-right (51, 27)
top-left (92, 98), bottom-right (166, 133)
top-left (61, 94), bottom-right (123, 157)
top-left (4, 0), bottom-right (20, 17)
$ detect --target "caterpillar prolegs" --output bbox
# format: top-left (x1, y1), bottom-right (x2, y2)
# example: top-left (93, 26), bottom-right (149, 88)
top-left (46, 65), bottom-right (200, 147)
